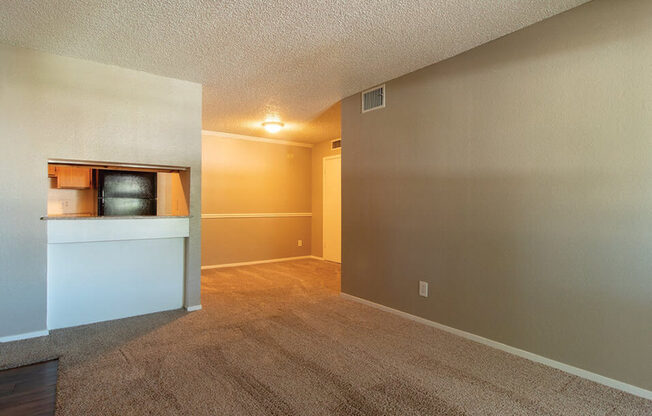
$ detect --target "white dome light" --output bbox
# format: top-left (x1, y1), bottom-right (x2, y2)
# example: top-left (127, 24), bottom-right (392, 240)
top-left (262, 120), bottom-right (284, 133)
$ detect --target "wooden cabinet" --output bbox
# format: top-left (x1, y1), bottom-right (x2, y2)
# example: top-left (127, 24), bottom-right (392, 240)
top-left (52, 166), bottom-right (92, 189)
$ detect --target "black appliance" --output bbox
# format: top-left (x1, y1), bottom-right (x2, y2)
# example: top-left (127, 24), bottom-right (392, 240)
top-left (98, 170), bottom-right (157, 216)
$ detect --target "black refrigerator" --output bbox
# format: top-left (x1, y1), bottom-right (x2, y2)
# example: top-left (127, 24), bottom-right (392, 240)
top-left (98, 170), bottom-right (157, 216)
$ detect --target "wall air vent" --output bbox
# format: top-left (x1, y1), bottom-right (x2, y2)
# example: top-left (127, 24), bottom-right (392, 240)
top-left (361, 84), bottom-right (385, 113)
top-left (331, 138), bottom-right (342, 150)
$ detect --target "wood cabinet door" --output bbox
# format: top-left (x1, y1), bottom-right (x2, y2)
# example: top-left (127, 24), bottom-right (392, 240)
top-left (56, 166), bottom-right (92, 189)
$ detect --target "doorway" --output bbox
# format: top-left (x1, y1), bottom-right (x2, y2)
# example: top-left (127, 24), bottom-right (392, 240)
top-left (323, 155), bottom-right (341, 263)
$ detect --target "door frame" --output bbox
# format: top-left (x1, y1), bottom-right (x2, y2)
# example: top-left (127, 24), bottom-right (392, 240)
top-left (322, 155), bottom-right (341, 262)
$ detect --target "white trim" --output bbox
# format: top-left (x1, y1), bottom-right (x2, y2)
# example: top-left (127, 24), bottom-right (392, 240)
top-left (339, 293), bottom-right (652, 400)
top-left (202, 130), bottom-right (313, 148)
top-left (323, 155), bottom-right (341, 161)
top-left (201, 212), bottom-right (312, 219)
top-left (202, 256), bottom-right (312, 270)
top-left (309, 255), bottom-right (324, 260)
top-left (48, 159), bottom-right (187, 171)
top-left (0, 330), bottom-right (49, 343)
top-left (185, 305), bottom-right (202, 312)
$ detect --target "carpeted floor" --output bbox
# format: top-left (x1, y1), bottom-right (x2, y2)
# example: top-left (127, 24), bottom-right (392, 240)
top-left (0, 259), bottom-right (649, 415)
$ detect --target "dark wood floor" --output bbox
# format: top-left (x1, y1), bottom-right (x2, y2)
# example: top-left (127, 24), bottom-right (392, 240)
top-left (0, 360), bottom-right (58, 416)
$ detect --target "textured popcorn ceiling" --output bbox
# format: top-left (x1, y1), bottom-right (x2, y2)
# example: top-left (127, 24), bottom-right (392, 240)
top-left (0, 0), bottom-right (589, 143)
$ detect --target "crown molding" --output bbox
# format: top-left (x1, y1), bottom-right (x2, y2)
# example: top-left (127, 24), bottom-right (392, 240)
top-left (202, 130), bottom-right (313, 148)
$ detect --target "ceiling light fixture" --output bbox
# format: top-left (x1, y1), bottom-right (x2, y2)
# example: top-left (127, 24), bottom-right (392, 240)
top-left (262, 120), bottom-right (284, 134)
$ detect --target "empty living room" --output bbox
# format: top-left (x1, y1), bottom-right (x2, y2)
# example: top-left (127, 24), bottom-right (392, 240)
top-left (1, 0), bottom-right (651, 415)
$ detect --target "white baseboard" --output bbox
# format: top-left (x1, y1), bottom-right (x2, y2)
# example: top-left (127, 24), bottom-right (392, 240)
top-left (201, 255), bottom-right (314, 270)
top-left (309, 255), bottom-right (324, 260)
top-left (0, 329), bottom-right (49, 343)
top-left (339, 292), bottom-right (651, 400)
top-left (185, 305), bottom-right (202, 312)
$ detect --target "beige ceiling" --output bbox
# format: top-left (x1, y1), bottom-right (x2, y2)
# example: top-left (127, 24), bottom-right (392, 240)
top-left (0, 0), bottom-right (589, 143)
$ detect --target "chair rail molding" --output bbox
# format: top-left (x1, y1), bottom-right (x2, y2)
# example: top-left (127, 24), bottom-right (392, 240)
top-left (202, 212), bottom-right (312, 219)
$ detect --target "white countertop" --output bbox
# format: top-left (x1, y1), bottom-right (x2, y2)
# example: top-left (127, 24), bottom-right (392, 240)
top-left (42, 215), bottom-right (190, 220)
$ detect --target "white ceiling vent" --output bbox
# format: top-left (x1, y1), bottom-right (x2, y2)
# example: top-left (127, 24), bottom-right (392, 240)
top-left (361, 85), bottom-right (385, 113)
top-left (331, 138), bottom-right (342, 150)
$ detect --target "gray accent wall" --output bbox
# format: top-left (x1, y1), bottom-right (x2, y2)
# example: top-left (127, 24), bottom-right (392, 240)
top-left (341, 0), bottom-right (652, 390)
top-left (0, 44), bottom-right (202, 339)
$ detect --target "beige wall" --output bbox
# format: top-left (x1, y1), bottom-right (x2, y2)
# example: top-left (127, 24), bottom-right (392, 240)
top-left (341, 0), bottom-right (652, 390)
top-left (202, 133), bottom-right (312, 266)
top-left (157, 172), bottom-right (189, 216)
top-left (311, 138), bottom-right (341, 258)
top-left (203, 217), bottom-right (312, 265)
top-left (47, 180), bottom-right (96, 216)
top-left (0, 44), bottom-right (202, 339)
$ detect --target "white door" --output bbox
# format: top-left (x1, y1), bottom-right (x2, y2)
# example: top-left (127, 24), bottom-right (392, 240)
top-left (323, 156), bottom-right (341, 263)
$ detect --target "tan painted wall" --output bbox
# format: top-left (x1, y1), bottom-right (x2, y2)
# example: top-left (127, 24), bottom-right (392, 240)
top-left (202, 134), bottom-right (312, 266)
top-left (341, 0), bottom-right (652, 390)
top-left (47, 179), bottom-right (96, 216)
top-left (203, 217), bottom-right (312, 265)
top-left (157, 172), bottom-right (189, 216)
top-left (0, 44), bottom-right (202, 338)
top-left (311, 138), bottom-right (341, 258)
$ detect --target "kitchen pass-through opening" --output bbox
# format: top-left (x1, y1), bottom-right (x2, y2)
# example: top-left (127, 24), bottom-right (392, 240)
top-left (46, 159), bottom-right (189, 218)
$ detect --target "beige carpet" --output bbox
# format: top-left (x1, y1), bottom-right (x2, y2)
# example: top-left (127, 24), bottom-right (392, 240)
top-left (0, 259), bottom-right (649, 415)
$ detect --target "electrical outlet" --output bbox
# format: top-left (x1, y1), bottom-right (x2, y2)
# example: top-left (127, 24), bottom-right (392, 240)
top-left (297, 240), bottom-right (303, 247)
top-left (419, 281), bottom-right (429, 297)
